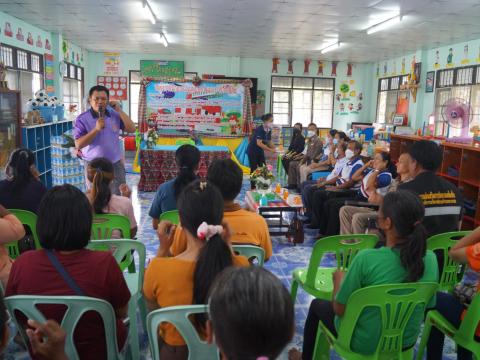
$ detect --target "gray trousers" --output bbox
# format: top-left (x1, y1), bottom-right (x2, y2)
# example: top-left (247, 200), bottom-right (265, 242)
top-left (84, 159), bottom-right (126, 195)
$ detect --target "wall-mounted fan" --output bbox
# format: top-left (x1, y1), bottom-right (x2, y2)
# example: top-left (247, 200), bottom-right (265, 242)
top-left (441, 97), bottom-right (473, 141)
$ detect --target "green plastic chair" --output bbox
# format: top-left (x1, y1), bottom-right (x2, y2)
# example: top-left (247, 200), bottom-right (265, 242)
top-left (147, 305), bottom-right (219, 360)
top-left (5, 209), bottom-right (41, 259)
top-left (291, 234), bottom-right (378, 303)
top-left (313, 282), bottom-right (439, 360)
top-left (417, 293), bottom-right (480, 359)
top-left (175, 139), bottom-right (195, 146)
top-left (4, 295), bottom-right (131, 360)
top-left (426, 231), bottom-right (471, 292)
top-left (91, 214), bottom-right (134, 272)
top-left (159, 210), bottom-right (180, 225)
top-left (232, 244), bottom-right (265, 266)
top-left (87, 239), bottom-right (146, 356)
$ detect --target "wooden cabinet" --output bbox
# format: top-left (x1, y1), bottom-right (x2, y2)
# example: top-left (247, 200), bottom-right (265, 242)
top-left (0, 89), bottom-right (22, 179)
top-left (391, 134), bottom-right (480, 230)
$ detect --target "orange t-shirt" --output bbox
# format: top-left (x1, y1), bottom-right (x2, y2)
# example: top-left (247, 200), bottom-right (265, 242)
top-left (170, 204), bottom-right (272, 259)
top-left (143, 255), bottom-right (249, 345)
top-left (464, 242), bottom-right (480, 336)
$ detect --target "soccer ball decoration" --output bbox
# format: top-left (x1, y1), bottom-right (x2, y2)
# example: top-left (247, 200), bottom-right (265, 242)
top-left (28, 89), bottom-right (64, 109)
top-left (34, 89), bottom-right (47, 99)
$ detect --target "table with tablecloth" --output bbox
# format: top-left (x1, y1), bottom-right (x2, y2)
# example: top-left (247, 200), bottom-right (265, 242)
top-left (138, 144), bottom-right (230, 192)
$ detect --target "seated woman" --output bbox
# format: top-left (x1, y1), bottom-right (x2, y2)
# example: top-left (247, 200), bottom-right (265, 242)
top-left (426, 226), bottom-right (480, 360)
top-left (5, 184), bottom-right (131, 359)
top-left (301, 142), bottom-right (348, 215)
top-left (282, 122), bottom-right (305, 173)
top-left (319, 151), bottom-right (396, 236)
top-left (143, 180), bottom-right (249, 359)
top-left (86, 157), bottom-right (137, 238)
top-left (149, 144), bottom-right (200, 229)
top-left (0, 148), bottom-right (47, 214)
top-left (0, 204), bottom-right (25, 286)
top-left (289, 190), bottom-right (438, 359)
top-left (340, 152), bottom-right (412, 235)
top-left (207, 266), bottom-right (294, 359)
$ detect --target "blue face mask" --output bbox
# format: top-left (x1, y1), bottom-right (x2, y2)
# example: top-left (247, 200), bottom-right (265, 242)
top-left (333, 139), bottom-right (339, 145)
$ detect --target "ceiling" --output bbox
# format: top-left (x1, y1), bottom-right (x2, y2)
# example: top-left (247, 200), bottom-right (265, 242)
top-left (2, 0), bottom-right (480, 62)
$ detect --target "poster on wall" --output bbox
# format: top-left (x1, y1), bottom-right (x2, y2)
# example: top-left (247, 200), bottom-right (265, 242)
top-left (97, 76), bottom-right (128, 100)
top-left (145, 81), bottom-right (246, 137)
top-left (140, 60), bottom-right (184, 78)
top-left (103, 52), bottom-right (121, 76)
top-left (425, 71), bottom-right (435, 93)
top-left (335, 79), bottom-right (363, 116)
top-left (44, 54), bottom-right (55, 96)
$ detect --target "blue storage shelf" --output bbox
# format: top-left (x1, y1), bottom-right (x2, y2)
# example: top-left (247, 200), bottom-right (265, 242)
top-left (21, 120), bottom-right (74, 188)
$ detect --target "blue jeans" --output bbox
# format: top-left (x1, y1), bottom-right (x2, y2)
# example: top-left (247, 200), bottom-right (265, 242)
top-left (426, 292), bottom-right (473, 360)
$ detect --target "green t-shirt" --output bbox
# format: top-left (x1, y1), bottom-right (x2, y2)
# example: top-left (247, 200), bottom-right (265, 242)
top-left (334, 247), bottom-right (438, 355)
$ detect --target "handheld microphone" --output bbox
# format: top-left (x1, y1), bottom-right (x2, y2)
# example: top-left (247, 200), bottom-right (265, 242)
top-left (98, 105), bottom-right (105, 119)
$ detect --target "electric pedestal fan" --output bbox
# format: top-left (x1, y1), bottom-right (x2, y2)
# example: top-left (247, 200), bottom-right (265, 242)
top-left (441, 97), bottom-right (473, 144)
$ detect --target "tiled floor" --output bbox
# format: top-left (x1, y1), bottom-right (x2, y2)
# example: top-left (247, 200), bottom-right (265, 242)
top-left (4, 153), bottom-right (468, 359)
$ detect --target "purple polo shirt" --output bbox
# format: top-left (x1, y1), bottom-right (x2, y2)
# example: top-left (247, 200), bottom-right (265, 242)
top-left (74, 108), bottom-right (124, 162)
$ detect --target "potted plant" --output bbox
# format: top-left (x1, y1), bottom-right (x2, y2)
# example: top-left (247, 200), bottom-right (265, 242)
top-left (144, 127), bottom-right (159, 149)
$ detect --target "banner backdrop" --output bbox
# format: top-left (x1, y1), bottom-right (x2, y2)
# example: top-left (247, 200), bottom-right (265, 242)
top-left (145, 81), bottom-right (247, 137)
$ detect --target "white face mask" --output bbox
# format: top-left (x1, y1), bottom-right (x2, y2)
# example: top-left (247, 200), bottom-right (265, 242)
top-left (307, 130), bottom-right (316, 138)
top-left (345, 149), bottom-right (354, 160)
top-left (334, 149), bottom-right (339, 158)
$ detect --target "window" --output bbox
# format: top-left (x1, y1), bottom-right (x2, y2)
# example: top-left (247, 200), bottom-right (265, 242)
top-left (434, 65), bottom-right (480, 136)
top-left (271, 76), bottom-right (334, 128)
top-left (129, 70), bottom-right (141, 123)
top-left (1, 44), bottom-right (44, 115)
top-left (62, 62), bottom-right (84, 115)
top-left (376, 75), bottom-right (409, 124)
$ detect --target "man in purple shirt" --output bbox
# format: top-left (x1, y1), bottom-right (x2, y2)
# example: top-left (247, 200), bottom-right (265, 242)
top-left (74, 85), bottom-right (135, 195)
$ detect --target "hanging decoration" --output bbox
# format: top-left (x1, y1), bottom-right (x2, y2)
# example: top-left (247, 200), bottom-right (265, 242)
top-left (383, 62), bottom-right (388, 76)
top-left (4, 23), bottom-right (12, 37)
top-left (400, 58), bottom-right (421, 103)
top-left (393, 61), bottom-right (397, 75)
top-left (446, 48), bottom-right (454, 68)
top-left (317, 61), bottom-right (324, 75)
top-left (304, 59), bottom-right (311, 74)
top-left (36, 35), bottom-right (42, 48)
top-left (45, 39), bottom-right (51, 50)
top-left (376, 63), bottom-right (380, 77)
top-left (401, 58), bottom-right (406, 74)
top-left (287, 59), bottom-right (294, 74)
top-left (461, 44), bottom-right (470, 65)
top-left (272, 58), bottom-right (280, 73)
top-left (434, 50), bottom-right (440, 69)
top-left (331, 61), bottom-right (338, 77)
top-left (27, 32), bottom-right (34, 46)
top-left (347, 63), bottom-right (353, 77)
top-left (16, 28), bottom-right (24, 41)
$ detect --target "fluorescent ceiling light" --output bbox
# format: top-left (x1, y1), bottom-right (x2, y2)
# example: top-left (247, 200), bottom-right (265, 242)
top-left (320, 42), bottom-right (341, 54)
top-left (143, 0), bottom-right (156, 25)
top-left (159, 33), bottom-right (168, 47)
top-left (366, 15), bottom-right (402, 35)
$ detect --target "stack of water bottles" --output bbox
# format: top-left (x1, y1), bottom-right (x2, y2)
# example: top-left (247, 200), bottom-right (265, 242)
top-left (51, 132), bottom-right (85, 191)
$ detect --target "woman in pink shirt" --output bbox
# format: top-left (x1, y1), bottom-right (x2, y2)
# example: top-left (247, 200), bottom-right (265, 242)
top-left (86, 157), bottom-right (137, 238)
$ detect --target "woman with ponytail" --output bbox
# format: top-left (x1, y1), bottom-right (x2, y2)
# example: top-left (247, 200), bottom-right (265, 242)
top-left (149, 144), bottom-right (200, 229)
top-left (143, 180), bottom-right (248, 359)
top-left (0, 148), bottom-right (46, 213)
top-left (86, 157), bottom-right (137, 238)
top-left (290, 190), bottom-right (438, 359)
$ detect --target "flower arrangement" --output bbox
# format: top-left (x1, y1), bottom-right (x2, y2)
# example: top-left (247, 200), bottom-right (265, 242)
top-left (251, 164), bottom-right (274, 192)
top-left (144, 127), bottom-right (159, 149)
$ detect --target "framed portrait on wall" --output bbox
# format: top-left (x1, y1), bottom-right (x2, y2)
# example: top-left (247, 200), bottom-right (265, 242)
top-left (425, 71), bottom-right (435, 93)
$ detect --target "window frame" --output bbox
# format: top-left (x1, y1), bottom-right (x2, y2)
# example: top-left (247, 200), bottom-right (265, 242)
top-left (62, 62), bottom-right (84, 114)
top-left (375, 75), bottom-right (410, 124)
top-left (129, 70), bottom-right (141, 123)
top-left (433, 65), bottom-right (480, 136)
top-left (0, 43), bottom-right (44, 74)
top-left (270, 75), bottom-right (335, 127)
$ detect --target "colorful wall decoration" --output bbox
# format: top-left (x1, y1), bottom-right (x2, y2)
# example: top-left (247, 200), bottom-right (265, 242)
top-left (145, 81), bottom-right (247, 137)
top-left (44, 53), bottom-right (55, 96)
top-left (103, 52), bottom-right (121, 76)
top-left (97, 76), bottom-right (128, 100)
top-left (335, 79), bottom-right (363, 117)
top-left (140, 60), bottom-right (185, 78)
